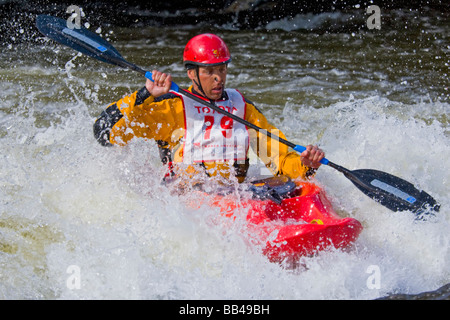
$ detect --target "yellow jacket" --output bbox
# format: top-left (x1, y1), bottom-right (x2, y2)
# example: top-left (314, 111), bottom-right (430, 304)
top-left (94, 86), bottom-right (316, 183)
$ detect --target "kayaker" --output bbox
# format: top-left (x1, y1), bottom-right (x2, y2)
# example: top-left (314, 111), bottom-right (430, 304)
top-left (93, 33), bottom-right (325, 188)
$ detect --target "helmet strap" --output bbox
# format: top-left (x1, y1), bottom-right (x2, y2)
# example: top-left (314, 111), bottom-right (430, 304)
top-left (193, 66), bottom-right (208, 98)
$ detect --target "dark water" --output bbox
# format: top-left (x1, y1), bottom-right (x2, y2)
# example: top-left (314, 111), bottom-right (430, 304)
top-left (0, 8), bottom-right (448, 300)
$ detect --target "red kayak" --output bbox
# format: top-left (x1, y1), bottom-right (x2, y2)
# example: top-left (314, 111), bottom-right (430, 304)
top-left (190, 177), bottom-right (363, 263)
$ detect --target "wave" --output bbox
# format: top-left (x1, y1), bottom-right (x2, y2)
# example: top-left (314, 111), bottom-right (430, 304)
top-left (266, 12), bottom-right (354, 32)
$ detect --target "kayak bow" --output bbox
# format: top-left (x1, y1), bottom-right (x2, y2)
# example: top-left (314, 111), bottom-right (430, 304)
top-left (190, 177), bottom-right (363, 263)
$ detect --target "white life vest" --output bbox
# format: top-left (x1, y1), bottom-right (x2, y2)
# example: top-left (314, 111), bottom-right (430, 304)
top-left (179, 89), bottom-right (249, 164)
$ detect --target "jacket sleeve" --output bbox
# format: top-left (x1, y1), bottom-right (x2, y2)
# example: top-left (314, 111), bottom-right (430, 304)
top-left (93, 86), bottom-right (152, 146)
top-left (93, 101), bottom-right (124, 146)
top-left (93, 87), bottom-right (182, 146)
top-left (244, 101), bottom-right (316, 180)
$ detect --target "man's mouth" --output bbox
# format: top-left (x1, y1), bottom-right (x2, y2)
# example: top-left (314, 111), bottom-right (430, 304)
top-left (212, 86), bottom-right (223, 93)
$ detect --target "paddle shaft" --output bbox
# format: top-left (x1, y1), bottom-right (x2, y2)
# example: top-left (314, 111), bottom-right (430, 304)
top-left (143, 70), bottom-right (329, 165)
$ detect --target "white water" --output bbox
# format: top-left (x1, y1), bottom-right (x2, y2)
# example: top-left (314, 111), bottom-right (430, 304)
top-left (1, 84), bottom-right (448, 299)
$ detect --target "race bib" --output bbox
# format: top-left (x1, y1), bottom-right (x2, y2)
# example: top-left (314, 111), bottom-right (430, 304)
top-left (181, 89), bottom-right (249, 164)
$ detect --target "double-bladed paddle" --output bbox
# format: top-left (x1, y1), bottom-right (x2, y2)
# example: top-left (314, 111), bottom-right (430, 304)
top-left (36, 14), bottom-right (440, 216)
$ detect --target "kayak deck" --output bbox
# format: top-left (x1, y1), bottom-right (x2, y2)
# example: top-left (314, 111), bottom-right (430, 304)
top-left (194, 180), bottom-right (363, 263)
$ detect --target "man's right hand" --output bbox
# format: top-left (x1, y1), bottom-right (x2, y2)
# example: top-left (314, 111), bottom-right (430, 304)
top-left (145, 70), bottom-right (172, 98)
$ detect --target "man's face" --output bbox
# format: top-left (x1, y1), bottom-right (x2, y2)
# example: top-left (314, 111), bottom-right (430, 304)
top-left (188, 64), bottom-right (227, 100)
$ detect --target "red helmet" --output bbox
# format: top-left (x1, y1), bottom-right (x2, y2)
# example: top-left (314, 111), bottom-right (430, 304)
top-left (183, 33), bottom-right (231, 68)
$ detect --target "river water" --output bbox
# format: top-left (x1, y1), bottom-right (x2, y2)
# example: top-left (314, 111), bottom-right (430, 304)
top-left (0, 9), bottom-right (448, 300)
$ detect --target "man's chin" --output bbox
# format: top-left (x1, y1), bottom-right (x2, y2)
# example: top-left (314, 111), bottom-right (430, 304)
top-left (209, 90), bottom-right (223, 100)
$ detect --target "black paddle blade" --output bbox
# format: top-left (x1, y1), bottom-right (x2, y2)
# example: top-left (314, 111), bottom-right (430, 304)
top-left (344, 169), bottom-right (440, 215)
top-left (36, 15), bottom-right (125, 67)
